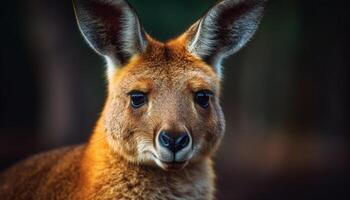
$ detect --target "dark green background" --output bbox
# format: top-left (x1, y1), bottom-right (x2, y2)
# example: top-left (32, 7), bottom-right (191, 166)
top-left (1, 0), bottom-right (349, 199)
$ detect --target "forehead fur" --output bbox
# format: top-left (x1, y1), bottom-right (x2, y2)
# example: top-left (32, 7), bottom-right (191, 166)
top-left (110, 38), bottom-right (220, 92)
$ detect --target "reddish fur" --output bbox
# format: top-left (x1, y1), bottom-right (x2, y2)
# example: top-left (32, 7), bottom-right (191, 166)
top-left (0, 0), bottom-right (266, 197)
top-left (0, 35), bottom-right (224, 200)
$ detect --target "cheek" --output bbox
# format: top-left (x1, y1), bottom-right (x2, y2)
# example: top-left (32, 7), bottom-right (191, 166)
top-left (196, 101), bottom-right (225, 132)
top-left (195, 117), bottom-right (221, 144)
top-left (104, 96), bottom-right (128, 136)
top-left (192, 102), bottom-right (225, 153)
top-left (104, 97), bottom-right (136, 152)
top-left (104, 95), bottom-right (154, 151)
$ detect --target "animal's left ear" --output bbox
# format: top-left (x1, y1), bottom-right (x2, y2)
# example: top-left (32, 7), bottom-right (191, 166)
top-left (185, 0), bottom-right (266, 76)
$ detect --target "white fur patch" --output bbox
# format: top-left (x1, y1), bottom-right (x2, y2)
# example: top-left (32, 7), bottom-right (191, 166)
top-left (105, 56), bottom-right (117, 80)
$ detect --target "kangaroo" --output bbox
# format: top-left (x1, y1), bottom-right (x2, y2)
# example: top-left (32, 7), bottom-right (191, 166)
top-left (0, 0), bottom-right (265, 199)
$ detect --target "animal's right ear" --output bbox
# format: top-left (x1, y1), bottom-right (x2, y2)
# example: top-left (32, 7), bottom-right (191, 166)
top-left (73, 0), bottom-right (147, 74)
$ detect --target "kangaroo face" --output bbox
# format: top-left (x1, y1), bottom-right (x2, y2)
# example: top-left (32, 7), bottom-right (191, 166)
top-left (74, 0), bottom-right (265, 170)
top-left (104, 41), bottom-right (224, 170)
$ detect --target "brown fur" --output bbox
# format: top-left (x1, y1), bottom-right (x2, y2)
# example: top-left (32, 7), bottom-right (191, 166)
top-left (0, 0), bottom-right (265, 199)
top-left (0, 37), bottom-right (223, 200)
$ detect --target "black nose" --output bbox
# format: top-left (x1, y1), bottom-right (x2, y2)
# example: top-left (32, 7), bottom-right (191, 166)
top-left (158, 131), bottom-right (190, 153)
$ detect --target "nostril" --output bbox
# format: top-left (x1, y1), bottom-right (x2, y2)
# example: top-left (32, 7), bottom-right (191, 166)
top-left (159, 131), bottom-right (172, 148)
top-left (158, 131), bottom-right (190, 153)
top-left (176, 134), bottom-right (190, 149)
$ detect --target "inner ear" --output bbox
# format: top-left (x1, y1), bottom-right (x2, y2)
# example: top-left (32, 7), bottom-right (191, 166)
top-left (73, 0), bottom-right (148, 70)
top-left (185, 0), bottom-right (266, 77)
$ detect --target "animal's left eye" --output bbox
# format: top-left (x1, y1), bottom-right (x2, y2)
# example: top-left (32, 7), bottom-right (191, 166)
top-left (129, 91), bottom-right (147, 109)
top-left (195, 90), bottom-right (213, 108)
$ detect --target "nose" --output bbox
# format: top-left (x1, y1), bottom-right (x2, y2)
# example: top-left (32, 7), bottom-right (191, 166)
top-left (158, 131), bottom-right (190, 153)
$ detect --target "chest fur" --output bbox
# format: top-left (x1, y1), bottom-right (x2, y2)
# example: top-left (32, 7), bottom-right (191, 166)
top-left (81, 163), bottom-right (214, 200)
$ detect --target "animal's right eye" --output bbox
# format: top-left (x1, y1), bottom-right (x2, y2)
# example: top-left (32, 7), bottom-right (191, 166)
top-left (128, 91), bottom-right (147, 109)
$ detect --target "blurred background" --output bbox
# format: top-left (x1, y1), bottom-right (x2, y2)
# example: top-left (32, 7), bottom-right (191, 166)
top-left (0, 0), bottom-right (349, 199)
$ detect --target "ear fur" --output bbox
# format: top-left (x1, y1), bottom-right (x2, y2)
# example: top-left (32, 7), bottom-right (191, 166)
top-left (186, 0), bottom-right (266, 77)
top-left (73, 0), bottom-right (147, 77)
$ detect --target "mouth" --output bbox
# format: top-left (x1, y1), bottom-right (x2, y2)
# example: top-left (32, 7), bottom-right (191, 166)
top-left (156, 159), bottom-right (188, 171)
top-left (150, 152), bottom-right (189, 171)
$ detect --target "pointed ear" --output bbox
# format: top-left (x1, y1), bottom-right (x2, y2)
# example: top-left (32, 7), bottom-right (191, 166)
top-left (73, 0), bottom-right (147, 74)
top-left (185, 0), bottom-right (266, 76)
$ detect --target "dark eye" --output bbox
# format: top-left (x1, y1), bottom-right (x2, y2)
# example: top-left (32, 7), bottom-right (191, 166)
top-left (129, 91), bottom-right (147, 109)
top-left (195, 90), bottom-right (213, 108)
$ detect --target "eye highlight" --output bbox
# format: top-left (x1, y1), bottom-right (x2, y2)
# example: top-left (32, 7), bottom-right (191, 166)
top-left (194, 90), bottom-right (213, 108)
top-left (128, 91), bottom-right (147, 109)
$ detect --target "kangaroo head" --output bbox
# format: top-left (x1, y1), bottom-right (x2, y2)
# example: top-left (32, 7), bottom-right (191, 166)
top-left (73, 0), bottom-right (265, 170)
